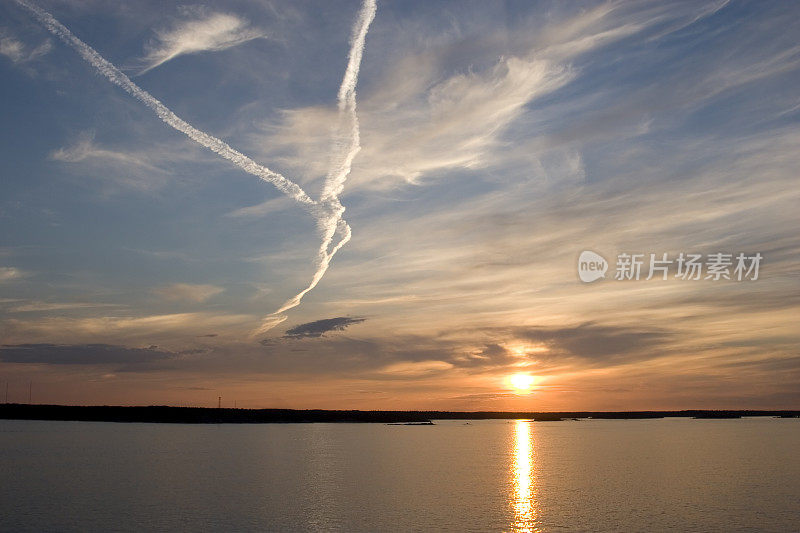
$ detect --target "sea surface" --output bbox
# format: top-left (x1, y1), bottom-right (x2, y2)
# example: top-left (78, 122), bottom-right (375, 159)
top-left (1, 417), bottom-right (798, 532)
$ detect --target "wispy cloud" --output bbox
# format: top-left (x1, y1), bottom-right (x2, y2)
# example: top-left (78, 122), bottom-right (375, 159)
top-left (246, 0), bottom-right (748, 196)
top-left (50, 133), bottom-right (150, 166)
top-left (2, 312), bottom-right (254, 346)
top-left (245, 3), bottom-right (665, 193)
top-left (8, 301), bottom-right (118, 313)
top-left (137, 10), bottom-right (266, 74)
top-left (0, 28), bottom-right (50, 64)
top-left (379, 360), bottom-right (453, 377)
top-left (0, 267), bottom-right (23, 282)
top-left (49, 132), bottom-right (171, 190)
top-left (224, 197), bottom-right (293, 219)
top-left (153, 283), bottom-right (224, 303)
top-left (265, 55), bottom-right (573, 188)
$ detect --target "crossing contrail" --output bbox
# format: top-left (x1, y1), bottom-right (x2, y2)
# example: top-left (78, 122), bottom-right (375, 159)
top-left (255, 0), bottom-right (376, 334)
top-left (13, 0), bottom-right (316, 207)
top-left (16, 0), bottom-right (377, 336)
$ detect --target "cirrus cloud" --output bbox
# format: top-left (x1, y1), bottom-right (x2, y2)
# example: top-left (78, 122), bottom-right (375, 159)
top-left (0, 28), bottom-right (50, 64)
top-left (0, 267), bottom-right (23, 282)
top-left (137, 10), bottom-right (266, 74)
top-left (153, 283), bottom-right (224, 303)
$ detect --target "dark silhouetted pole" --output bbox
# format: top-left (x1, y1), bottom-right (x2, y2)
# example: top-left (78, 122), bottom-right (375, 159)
top-left (218, 396), bottom-right (221, 409)
top-left (4, 382), bottom-right (7, 403)
top-left (28, 381), bottom-right (32, 404)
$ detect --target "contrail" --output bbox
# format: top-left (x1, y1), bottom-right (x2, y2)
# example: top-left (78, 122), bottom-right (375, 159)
top-left (16, 0), bottom-right (376, 336)
top-left (13, 0), bottom-right (316, 207)
top-left (254, 0), bottom-right (376, 334)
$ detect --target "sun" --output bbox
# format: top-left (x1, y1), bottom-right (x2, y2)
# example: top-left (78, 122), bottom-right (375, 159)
top-left (508, 373), bottom-right (537, 392)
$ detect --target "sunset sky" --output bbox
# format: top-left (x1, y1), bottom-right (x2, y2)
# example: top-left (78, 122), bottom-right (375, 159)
top-left (1, 0), bottom-right (799, 410)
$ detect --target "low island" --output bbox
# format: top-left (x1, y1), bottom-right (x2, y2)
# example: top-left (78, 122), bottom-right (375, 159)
top-left (1, 404), bottom-right (798, 424)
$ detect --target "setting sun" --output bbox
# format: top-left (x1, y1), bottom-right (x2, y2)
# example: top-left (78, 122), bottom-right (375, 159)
top-left (509, 373), bottom-right (537, 392)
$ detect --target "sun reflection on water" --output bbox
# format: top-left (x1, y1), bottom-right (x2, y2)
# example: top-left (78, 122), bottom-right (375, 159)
top-left (511, 420), bottom-right (540, 532)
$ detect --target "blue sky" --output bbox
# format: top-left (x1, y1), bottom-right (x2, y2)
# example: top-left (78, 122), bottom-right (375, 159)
top-left (1, 0), bottom-right (799, 410)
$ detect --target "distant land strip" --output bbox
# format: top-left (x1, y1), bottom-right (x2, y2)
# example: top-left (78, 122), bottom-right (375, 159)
top-left (0, 404), bottom-right (799, 424)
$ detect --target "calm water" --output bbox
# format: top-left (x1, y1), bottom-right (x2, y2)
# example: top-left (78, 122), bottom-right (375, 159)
top-left (1, 418), bottom-right (798, 532)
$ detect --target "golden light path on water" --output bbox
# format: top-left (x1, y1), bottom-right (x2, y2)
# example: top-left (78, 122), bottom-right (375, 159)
top-left (511, 420), bottom-right (541, 532)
